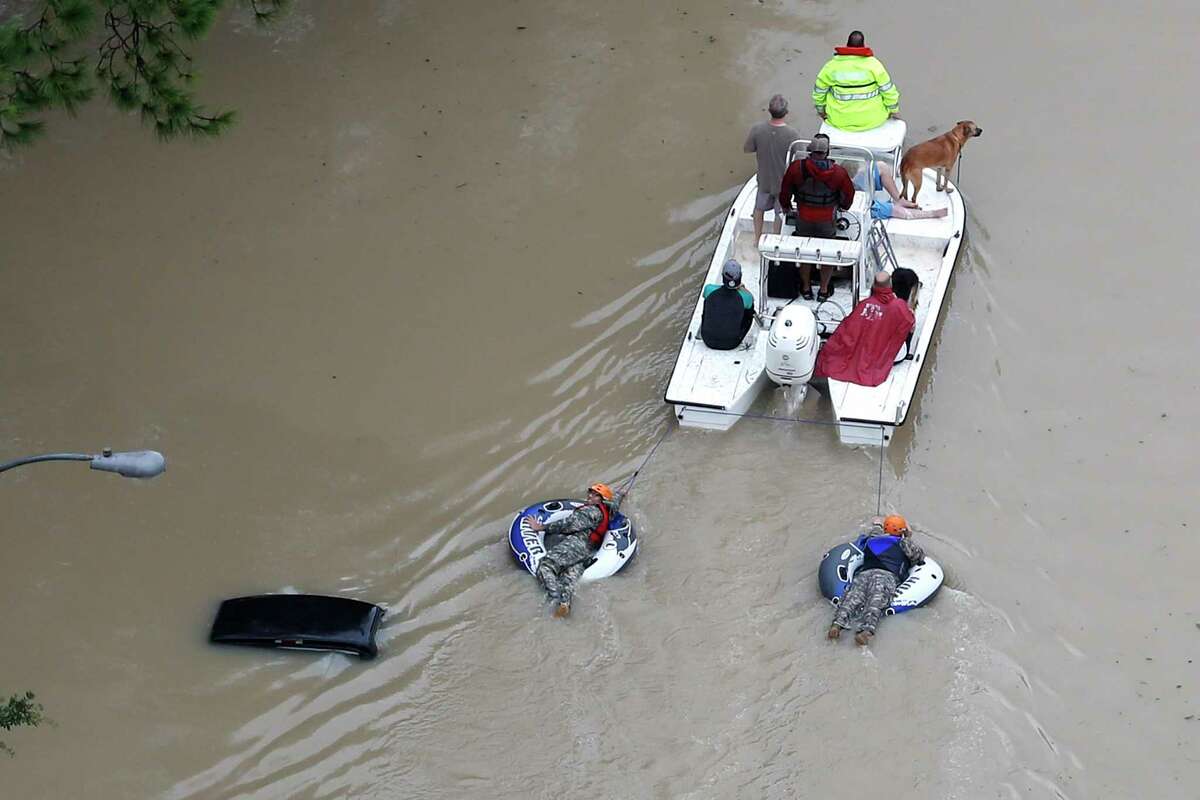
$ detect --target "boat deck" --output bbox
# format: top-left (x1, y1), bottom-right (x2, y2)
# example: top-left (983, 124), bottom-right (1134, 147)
top-left (750, 174), bottom-right (956, 335)
top-left (828, 179), bottom-right (965, 439)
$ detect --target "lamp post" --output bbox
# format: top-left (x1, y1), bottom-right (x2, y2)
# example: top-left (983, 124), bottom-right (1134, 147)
top-left (0, 448), bottom-right (166, 479)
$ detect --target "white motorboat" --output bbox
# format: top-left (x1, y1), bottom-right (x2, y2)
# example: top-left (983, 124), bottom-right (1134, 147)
top-left (663, 120), bottom-right (965, 447)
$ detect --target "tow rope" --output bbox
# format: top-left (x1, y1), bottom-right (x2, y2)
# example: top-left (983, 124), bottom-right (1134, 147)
top-left (614, 411), bottom-right (888, 517)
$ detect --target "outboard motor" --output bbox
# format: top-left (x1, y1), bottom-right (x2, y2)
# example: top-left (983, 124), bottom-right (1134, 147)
top-left (766, 303), bottom-right (819, 387)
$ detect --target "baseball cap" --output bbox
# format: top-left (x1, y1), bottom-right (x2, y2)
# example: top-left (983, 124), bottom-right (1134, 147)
top-left (722, 259), bottom-right (742, 287)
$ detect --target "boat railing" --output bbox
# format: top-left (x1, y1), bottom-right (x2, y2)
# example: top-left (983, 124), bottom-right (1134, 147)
top-left (784, 139), bottom-right (878, 190)
top-left (755, 234), bottom-right (861, 324)
top-left (865, 219), bottom-right (900, 283)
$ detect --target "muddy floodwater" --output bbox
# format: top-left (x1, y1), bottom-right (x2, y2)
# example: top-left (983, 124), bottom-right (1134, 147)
top-left (2, 1), bottom-right (1198, 797)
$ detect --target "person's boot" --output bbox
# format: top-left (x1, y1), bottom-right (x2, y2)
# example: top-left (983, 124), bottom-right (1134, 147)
top-left (826, 625), bottom-right (841, 640)
top-left (553, 602), bottom-right (571, 618)
top-left (854, 630), bottom-right (873, 646)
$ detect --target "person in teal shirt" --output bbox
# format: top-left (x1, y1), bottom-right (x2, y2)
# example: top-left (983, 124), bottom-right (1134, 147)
top-left (700, 260), bottom-right (755, 350)
top-left (703, 264), bottom-right (754, 309)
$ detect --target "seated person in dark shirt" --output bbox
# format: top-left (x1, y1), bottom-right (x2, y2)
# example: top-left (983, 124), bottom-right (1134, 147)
top-left (889, 267), bottom-right (919, 359)
top-left (700, 259), bottom-right (754, 350)
top-left (891, 267), bottom-right (919, 310)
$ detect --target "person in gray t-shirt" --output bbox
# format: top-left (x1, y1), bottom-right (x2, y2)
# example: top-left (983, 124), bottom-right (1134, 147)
top-left (744, 94), bottom-right (801, 244)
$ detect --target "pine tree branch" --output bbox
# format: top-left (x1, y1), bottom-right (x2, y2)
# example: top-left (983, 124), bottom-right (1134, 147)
top-left (3, 0), bottom-right (289, 146)
top-left (0, 691), bottom-right (44, 756)
top-left (0, 0), bottom-right (95, 146)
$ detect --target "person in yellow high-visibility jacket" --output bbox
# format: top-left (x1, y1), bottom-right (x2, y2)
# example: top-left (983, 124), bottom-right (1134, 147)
top-left (812, 31), bottom-right (900, 132)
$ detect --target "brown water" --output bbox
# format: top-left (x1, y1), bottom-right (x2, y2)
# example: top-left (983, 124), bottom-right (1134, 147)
top-left (2, 1), bottom-right (1198, 797)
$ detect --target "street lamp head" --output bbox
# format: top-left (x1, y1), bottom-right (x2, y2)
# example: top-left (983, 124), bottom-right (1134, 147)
top-left (89, 450), bottom-right (167, 479)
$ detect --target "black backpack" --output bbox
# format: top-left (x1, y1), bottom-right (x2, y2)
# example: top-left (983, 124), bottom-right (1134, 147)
top-left (766, 260), bottom-right (799, 299)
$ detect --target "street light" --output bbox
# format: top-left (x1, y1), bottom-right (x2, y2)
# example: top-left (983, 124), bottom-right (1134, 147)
top-left (0, 448), bottom-right (166, 479)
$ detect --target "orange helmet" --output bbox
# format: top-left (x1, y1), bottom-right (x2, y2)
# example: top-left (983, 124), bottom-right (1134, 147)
top-left (883, 514), bottom-right (908, 534)
top-left (588, 483), bottom-right (614, 502)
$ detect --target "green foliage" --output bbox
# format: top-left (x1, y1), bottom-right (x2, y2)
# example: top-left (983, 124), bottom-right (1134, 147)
top-left (0, 691), bottom-right (44, 756)
top-left (0, 0), bottom-right (288, 147)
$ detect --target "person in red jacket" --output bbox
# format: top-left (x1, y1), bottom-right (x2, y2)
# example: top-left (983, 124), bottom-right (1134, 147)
top-left (813, 271), bottom-right (914, 386)
top-left (779, 134), bottom-right (856, 301)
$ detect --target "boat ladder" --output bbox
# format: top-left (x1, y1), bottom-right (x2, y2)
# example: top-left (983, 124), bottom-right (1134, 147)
top-left (866, 218), bottom-right (901, 275)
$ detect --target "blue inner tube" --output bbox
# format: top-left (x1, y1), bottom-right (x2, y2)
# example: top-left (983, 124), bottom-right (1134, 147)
top-left (508, 499), bottom-right (637, 581)
top-left (818, 535), bottom-right (943, 615)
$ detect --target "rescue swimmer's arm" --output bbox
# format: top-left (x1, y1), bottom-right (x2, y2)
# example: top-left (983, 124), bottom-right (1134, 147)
top-left (899, 535), bottom-right (925, 566)
top-left (543, 504), bottom-right (602, 537)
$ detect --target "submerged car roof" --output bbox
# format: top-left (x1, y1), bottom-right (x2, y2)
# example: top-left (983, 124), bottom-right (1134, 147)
top-left (210, 594), bottom-right (385, 659)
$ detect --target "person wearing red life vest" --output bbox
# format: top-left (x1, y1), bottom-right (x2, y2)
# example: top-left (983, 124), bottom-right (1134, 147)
top-left (524, 483), bottom-right (616, 618)
top-left (813, 270), bottom-right (914, 386)
top-left (778, 133), bottom-right (856, 301)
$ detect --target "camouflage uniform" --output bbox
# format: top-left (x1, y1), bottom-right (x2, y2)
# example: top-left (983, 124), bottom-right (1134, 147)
top-left (832, 536), bottom-right (925, 635)
top-left (535, 502), bottom-right (609, 607)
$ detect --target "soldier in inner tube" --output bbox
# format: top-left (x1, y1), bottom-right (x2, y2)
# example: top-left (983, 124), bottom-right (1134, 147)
top-left (826, 514), bottom-right (925, 646)
top-left (524, 483), bottom-right (617, 618)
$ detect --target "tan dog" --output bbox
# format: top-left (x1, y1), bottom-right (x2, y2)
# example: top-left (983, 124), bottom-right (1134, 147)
top-left (899, 121), bottom-right (983, 202)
